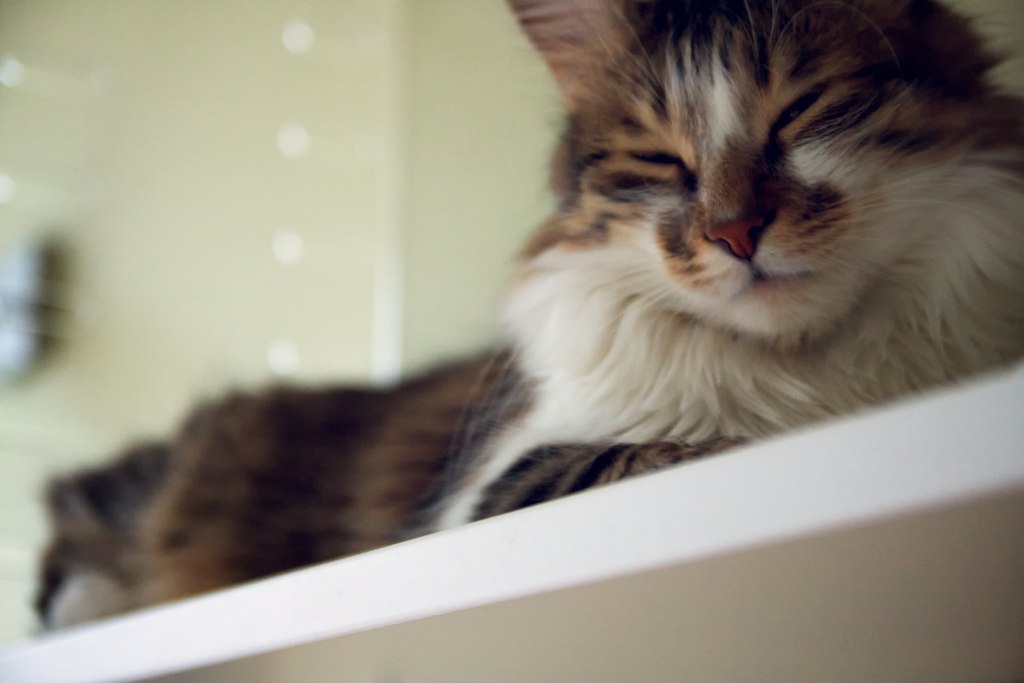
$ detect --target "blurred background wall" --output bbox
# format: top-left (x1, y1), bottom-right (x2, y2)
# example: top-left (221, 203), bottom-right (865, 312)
top-left (0, 0), bottom-right (1019, 642)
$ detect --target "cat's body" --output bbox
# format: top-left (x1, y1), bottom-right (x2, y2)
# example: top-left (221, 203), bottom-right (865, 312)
top-left (39, 358), bottom-right (509, 624)
top-left (38, 0), bottom-right (1024, 630)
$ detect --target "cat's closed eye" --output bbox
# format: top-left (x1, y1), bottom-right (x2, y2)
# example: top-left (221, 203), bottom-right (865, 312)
top-left (630, 152), bottom-right (684, 166)
top-left (774, 89), bottom-right (824, 134)
top-left (629, 152), bottom-right (698, 193)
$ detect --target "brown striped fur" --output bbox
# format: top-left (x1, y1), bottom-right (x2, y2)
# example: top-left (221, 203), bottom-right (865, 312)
top-left (38, 356), bottom-right (521, 621)
top-left (472, 438), bottom-right (741, 521)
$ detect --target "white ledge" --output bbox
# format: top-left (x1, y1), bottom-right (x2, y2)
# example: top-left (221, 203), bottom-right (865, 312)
top-left (2, 364), bottom-right (1023, 682)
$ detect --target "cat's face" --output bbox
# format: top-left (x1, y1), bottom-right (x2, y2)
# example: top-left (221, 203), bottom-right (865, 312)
top-left (512, 0), bottom-right (1011, 345)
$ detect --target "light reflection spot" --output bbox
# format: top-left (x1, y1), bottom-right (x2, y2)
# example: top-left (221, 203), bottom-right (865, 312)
top-left (272, 230), bottom-right (305, 265)
top-left (277, 124), bottom-right (310, 158)
top-left (0, 174), bottom-right (14, 203)
top-left (282, 21), bottom-right (315, 55)
top-left (267, 340), bottom-right (300, 376)
top-left (0, 58), bottom-right (24, 88)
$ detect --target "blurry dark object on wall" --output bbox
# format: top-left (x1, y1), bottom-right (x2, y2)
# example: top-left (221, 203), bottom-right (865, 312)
top-left (0, 238), bottom-right (67, 382)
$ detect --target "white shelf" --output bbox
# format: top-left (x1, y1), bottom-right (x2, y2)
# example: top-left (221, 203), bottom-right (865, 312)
top-left (2, 365), bottom-right (1023, 682)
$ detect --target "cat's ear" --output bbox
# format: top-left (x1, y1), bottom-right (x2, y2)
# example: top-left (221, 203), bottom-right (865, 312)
top-left (506, 0), bottom-right (621, 109)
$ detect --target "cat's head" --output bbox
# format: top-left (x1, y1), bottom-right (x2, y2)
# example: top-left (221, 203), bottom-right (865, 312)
top-left (508, 0), bottom-right (1022, 347)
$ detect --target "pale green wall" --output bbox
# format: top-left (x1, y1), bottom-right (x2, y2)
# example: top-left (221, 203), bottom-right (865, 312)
top-left (0, 0), bottom-right (408, 640)
top-left (400, 0), bottom-right (559, 370)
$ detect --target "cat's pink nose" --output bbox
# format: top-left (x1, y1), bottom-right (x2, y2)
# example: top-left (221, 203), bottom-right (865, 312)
top-left (704, 214), bottom-right (769, 261)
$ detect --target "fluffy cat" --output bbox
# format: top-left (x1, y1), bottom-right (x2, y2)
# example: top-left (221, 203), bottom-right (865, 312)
top-left (37, 0), bottom-right (1024, 629)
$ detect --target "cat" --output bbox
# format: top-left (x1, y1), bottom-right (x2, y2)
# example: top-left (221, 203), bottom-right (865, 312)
top-left (37, 0), bottom-right (1024, 630)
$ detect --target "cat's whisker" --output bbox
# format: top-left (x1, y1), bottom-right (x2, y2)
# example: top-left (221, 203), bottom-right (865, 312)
top-left (853, 199), bottom-right (1023, 225)
top-left (778, 1), bottom-right (904, 82)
